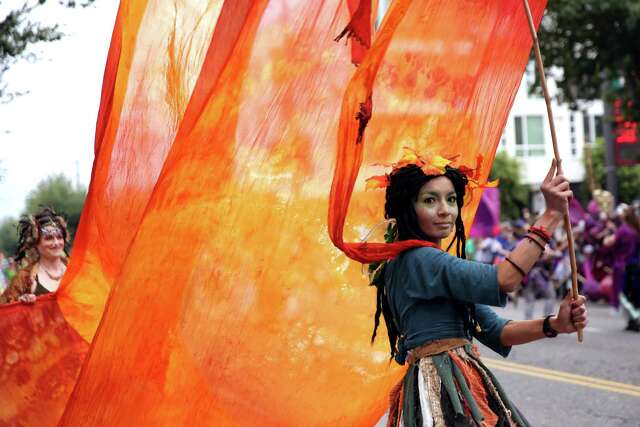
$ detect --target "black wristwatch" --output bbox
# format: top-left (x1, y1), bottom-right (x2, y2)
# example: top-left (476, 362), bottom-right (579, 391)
top-left (543, 315), bottom-right (558, 338)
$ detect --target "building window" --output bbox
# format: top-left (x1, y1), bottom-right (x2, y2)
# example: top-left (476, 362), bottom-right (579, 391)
top-left (594, 115), bottom-right (604, 139)
top-left (569, 114), bottom-right (577, 156)
top-left (515, 116), bottom-right (524, 146)
top-left (515, 115), bottom-right (545, 157)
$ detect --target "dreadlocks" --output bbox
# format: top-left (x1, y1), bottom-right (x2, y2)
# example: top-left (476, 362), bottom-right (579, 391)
top-left (15, 207), bottom-right (69, 264)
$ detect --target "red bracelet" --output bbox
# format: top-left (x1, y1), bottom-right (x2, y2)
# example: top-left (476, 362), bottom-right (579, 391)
top-left (529, 225), bottom-right (551, 243)
top-left (530, 228), bottom-right (551, 244)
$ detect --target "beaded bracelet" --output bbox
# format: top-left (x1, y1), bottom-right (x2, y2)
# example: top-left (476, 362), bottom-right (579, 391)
top-left (529, 225), bottom-right (551, 243)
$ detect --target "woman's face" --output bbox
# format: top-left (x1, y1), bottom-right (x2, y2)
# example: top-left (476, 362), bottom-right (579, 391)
top-left (36, 226), bottom-right (65, 260)
top-left (413, 176), bottom-right (459, 244)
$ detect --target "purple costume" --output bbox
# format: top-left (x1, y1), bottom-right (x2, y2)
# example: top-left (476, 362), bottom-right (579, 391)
top-left (604, 223), bottom-right (639, 307)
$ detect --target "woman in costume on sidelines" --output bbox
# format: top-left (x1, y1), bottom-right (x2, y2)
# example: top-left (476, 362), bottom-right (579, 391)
top-left (0, 207), bottom-right (69, 304)
top-left (368, 156), bottom-right (588, 427)
top-left (602, 205), bottom-right (640, 331)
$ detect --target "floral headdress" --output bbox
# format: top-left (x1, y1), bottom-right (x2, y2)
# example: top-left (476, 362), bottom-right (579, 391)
top-left (364, 147), bottom-right (498, 203)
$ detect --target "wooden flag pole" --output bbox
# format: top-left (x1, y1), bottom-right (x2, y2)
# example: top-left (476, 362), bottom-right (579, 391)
top-left (522, 0), bottom-right (583, 342)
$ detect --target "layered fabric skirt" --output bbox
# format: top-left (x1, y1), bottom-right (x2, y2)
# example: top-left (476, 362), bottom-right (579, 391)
top-left (387, 343), bottom-right (529, 427)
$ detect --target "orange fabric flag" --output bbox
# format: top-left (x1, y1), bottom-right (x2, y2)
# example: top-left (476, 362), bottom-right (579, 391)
top-left (1, 0), bottom-right (225, 423)
top-left (329, 0), bottom-right (546, 263)
top-left (335, 0), bottom-right (373, 65)
top-left (0, 295), bottom-right (87, 426)
top-left (0, 0), bottom-right (545, 425)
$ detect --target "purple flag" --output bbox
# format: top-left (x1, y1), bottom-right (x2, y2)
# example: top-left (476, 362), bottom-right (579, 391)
top-left (569, 197), bottom-right (586, 225)
top-left (470, 187), bottom-right (501, 238)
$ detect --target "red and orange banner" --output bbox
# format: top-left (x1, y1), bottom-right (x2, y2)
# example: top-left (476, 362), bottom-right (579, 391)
top-left (1, 1), bottom-right (545, 425)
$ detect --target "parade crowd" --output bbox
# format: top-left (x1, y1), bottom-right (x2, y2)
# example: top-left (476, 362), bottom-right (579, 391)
top-left (467, 201), bottom-right (640, 332)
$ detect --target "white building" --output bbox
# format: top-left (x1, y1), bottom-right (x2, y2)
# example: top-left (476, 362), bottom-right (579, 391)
top-left (499, 63), bottom-right (603, 211)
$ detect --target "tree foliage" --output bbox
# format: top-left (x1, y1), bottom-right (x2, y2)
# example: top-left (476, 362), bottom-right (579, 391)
top-left (24, 174), bottom-right (87, 240)
top-left (0, 0), bottom-right (95, 100)
top-left (0, 216), bottom-right (18, 256)
top-left (538, 0), bottom-right (640, 121)
top-left (0, 174), bottom-right (86, 256)
top-left (490, 151), bottom-right (530, 220)
top-left (586, 138), bottom-right (640, 204)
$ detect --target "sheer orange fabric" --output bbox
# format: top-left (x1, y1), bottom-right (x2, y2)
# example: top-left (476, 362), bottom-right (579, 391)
top-left (0, 295), bottom-right (87, 426)
top-left (329, 0), bottom-right (547, 263)
top-left (0, 0), bottom-right (545, 425)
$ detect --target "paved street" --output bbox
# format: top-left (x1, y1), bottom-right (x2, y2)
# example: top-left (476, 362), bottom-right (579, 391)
top-left (478, 300), bottom-right (640, 426)
top-left (377, 300), bottom-right (640, 426)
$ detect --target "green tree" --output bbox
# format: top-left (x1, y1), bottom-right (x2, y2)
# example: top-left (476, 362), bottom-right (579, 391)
top-left (24, 174), bottom-right (87, 240)
top-left (490, 152), bottom-right (530, 220)
top-left (0, 217), bottom-right (18, 256)
top-left (537, 1), bottom-right (640, 121)
top-left (1, 0), bottom-right (95, 100)
top-left (586, 138), bottom-right (640, 204)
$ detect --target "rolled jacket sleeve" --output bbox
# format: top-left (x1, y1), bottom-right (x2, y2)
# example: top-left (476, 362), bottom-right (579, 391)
top-left (474, 304), bottom-right (512, 357)
top-left (406, 247), bottom-right (507, 307)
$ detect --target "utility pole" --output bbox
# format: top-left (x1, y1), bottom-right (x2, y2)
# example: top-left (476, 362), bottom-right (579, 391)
top-left (602, 99), bottom-right (618, 203)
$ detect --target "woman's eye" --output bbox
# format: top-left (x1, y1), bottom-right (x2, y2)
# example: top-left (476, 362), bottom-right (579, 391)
top-left (424, 197), bottom-right (435, 204)
top-left (448, 196), bottom-right (457, 203)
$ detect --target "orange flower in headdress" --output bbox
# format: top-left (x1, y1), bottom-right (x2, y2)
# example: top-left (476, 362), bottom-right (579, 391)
top-left (364, 174), bottom-right (390, 190)
top-left (365, 147), bottom-right (499, 197)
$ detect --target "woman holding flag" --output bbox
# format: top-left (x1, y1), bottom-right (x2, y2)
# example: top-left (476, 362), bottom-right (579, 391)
top-left (366, 154), bottom-right (588, 427)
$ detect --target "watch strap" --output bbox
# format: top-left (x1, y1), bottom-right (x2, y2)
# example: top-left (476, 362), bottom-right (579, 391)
top-left (543, 315), bottom-right (558, 338)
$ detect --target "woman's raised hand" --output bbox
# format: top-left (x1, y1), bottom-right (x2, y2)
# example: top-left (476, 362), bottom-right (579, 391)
top-left (540, 159), bottom-right (573, 215)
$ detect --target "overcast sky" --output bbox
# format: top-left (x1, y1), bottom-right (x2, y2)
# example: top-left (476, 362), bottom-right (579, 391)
top-left (0, 0), bottom-right (119, 219)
